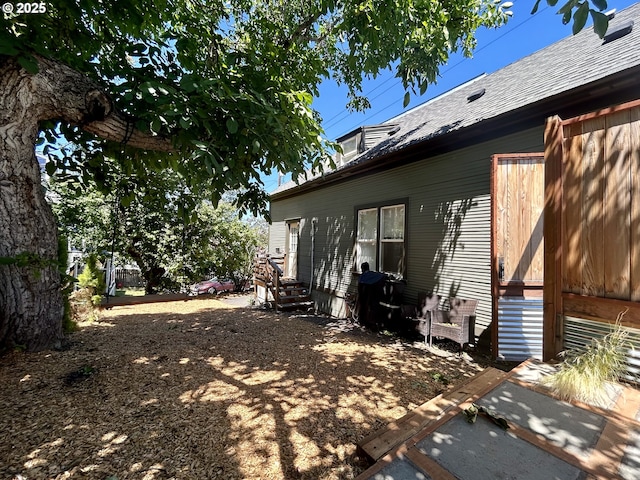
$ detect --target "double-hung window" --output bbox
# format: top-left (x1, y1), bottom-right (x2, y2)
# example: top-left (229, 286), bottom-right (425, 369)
top-left (356, 201), bottom-right (406, 276)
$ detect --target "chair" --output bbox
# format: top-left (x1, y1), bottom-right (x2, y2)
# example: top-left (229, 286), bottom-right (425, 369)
top-left (408, 292), bottom-right (441, 344)
top-left (430, 297), bottom-right (478, 350)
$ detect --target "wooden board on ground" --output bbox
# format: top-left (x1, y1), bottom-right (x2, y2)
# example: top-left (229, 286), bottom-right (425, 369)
top-left (357, 367), bottom-right (508, 462)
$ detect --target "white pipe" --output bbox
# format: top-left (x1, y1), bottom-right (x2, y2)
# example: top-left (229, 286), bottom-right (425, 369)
top-left (310, 218), bottom-right (317, 292)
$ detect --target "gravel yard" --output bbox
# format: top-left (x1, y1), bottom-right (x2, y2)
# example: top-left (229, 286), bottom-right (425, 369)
top-left (0, 295), bottom-right (494, 480)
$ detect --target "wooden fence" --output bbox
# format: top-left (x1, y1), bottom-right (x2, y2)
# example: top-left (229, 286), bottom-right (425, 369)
top-left (113, 269), bottom-right (144, 288)
top-left (544, 99), bottom-right (640, 358)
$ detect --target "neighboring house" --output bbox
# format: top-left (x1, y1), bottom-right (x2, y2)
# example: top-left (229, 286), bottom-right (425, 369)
top-left (268, 4), bottom-right (640, 358)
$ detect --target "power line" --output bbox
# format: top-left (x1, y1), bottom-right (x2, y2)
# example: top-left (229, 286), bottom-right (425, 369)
top-left (327, 2), bottom-right (550, 139)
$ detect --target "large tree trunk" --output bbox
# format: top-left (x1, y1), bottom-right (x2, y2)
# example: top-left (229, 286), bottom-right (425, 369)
top-left (0, 59), bottom-right (64, 351)
top-left (0, 55), bottom-right (173, 352)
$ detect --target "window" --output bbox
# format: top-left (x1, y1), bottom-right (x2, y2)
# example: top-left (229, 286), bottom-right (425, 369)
top-left (341, 137), bottom-right (358, 160)
top-left (357, 208), bottom-right (377, 268)
top-left (356, 202), bottom-right (406, 276)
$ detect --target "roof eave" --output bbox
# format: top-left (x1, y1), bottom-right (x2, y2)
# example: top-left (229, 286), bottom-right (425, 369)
top-left (270, 65), bottom-right (640, 202)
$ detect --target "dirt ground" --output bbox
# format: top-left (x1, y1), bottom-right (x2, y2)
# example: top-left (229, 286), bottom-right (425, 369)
top-left (0, 295), bottom-right (500, 480)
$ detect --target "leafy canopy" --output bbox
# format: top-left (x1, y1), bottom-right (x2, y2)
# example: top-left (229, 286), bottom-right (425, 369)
top-left (48, 170), bottom-right (266, 291)
top-left (2, 0), bottom-right (609, 216)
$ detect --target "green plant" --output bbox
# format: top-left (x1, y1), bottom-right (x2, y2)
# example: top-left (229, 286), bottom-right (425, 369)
top-left (542, 310), bottom-right (631, 404)
top-left (68, 288), bottom-right (102, 323)
top-left (430, 371), bottom-right (450, 385)
top-left (77, 253), bottom-right (105, 306)
top-left (58, 235), bottom-right (79, 333)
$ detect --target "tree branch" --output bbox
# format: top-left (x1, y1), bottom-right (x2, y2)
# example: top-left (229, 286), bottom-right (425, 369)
top-left (31, 55), bottom-right (174, 152)
top-left (282, 11), bottom-right (324, 50)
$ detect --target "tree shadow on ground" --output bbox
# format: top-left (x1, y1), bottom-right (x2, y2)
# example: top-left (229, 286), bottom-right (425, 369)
top-left (0, 301), bottom-right (499, 480)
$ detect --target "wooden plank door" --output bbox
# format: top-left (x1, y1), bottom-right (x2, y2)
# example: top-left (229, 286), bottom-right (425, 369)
top-left (491, 153), bottom-right (545, 360)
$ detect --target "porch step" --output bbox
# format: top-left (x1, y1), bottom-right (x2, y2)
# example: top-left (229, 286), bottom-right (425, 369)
top-left (280, 286), bottom-right (308, 295)
top-left (252, 255), bottom-right (313, 312)
top-left (276, 300), bottom-right (315, 311)
top-left (278, 294), bottom-right (311, 304)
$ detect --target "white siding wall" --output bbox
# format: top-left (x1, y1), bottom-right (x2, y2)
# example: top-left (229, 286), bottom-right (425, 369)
top-left (269, 127), bottom-right (544, 342)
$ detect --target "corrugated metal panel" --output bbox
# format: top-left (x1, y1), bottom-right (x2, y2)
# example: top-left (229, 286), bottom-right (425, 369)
top-left (497, 297), bottom-right (543, 361)
top-left (564, 316), bottom-right (640, 379)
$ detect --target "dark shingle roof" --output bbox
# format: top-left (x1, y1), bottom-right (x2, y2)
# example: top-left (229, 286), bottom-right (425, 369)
top-left (273, 3), bottom-right (640, 196)
top-left (371, 3), bottom-right (640, 157)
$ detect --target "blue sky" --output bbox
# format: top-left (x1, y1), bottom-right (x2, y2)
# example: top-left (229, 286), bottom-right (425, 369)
top-left (262, 0), bottom-right (637, 193)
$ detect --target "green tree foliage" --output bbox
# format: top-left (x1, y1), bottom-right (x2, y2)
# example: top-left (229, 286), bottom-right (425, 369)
top-left (3, 0), bottom-right (607, 216)
top-left (188, 201), bottom-right (267, 289)
top-left (49, 173), bottom-right (266, 294)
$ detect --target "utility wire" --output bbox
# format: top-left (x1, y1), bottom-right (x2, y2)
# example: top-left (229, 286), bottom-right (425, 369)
top-left (326, 2), bottom-right (550, 139)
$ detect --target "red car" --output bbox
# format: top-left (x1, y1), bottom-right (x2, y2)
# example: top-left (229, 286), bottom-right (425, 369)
top-left (190, 277), bottom-right (235, 295)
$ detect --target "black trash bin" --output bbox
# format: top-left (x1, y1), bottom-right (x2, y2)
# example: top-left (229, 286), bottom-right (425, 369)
top-left (357, 270), bottom-right (387, 328)
top-left (379, 278), bottom-right (407, 327)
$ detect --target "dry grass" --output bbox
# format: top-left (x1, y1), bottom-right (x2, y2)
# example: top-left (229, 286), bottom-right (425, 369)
top-left (0, 295), bottom-right (493, 480)
top-left (541, 310), bottom-right (632, 406)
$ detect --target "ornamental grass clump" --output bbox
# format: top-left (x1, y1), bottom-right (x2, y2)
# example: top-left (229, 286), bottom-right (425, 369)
top-left (542, 310), bottom-right (631, 405)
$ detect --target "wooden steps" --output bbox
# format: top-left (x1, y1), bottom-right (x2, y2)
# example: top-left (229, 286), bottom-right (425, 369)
top-left (253, 255), bottom-right (314, 312)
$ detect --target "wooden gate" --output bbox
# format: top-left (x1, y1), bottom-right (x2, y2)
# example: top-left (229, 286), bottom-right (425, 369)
top-left (544, 99), bottom-right (640, 361)
top-left (491, 153), bottom-right (545, 360)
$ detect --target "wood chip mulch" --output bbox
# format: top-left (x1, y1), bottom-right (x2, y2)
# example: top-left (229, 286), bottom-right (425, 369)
top-left (0, 295), bottom-right (496, 480)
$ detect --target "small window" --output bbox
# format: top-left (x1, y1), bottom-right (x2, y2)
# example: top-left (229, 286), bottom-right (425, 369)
top-left (341, 137), bottom-right (358, 159)
top-left (355, 202), bottom-right (406, 276)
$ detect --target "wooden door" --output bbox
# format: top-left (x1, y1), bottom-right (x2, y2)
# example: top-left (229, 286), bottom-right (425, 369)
top-left (491, 153), bottom-right (545, 360)
top-left (544, 103), bottom-right (640, 362)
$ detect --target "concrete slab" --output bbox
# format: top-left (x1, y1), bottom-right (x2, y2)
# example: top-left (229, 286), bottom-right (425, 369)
top-left (370, 459), bottom-right (432, 480)
top-left (620, 408), bottom-right (640, 480)
top-left (415, 414), bottom-right (583, 480)
top-left (356, 361), bottom-right (640, 480)
top-left (476, 382), bottom-right (605, 459)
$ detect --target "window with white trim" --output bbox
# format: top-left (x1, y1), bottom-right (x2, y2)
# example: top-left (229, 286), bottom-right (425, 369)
top-left (356, 202), bottom-right (406, 276)
top-left (341, 137), bottom-right (358, 161)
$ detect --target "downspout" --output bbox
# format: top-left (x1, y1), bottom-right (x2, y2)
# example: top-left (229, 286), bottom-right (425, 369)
top-left (310, 217), bottom-right (317, 292)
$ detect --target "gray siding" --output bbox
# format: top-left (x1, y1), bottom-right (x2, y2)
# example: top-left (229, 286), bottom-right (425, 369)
top-left (269, 126), bottom-right (544, 341)
top-left (268, 221), bottom-right (286, 256)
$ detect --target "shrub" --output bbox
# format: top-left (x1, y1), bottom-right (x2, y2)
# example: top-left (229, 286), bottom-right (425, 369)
top-left (77, 253), bottom-right (105, 306)
top-left (57, 235), bottom-right (78, 333)
top-left (542, 309), bottom-right (631, 405)
top-left (69, 288), bottom-right (101, 323)
top-left (71, 253), bottom-right (105, 322)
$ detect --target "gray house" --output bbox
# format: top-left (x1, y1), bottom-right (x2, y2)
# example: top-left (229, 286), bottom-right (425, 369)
top-left (267, 3), bottom-right (640, 358)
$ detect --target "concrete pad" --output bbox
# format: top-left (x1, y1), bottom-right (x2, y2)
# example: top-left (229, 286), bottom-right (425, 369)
top-left (415, 414), bottom-right (583, 480)
top-left (510, 360), bottom-right (558, 383)
top-left (620, 426), bottom-right (640, 480)
top-left (356, 363), bottom-right (640, 480)
top-left (510, 361), bottom-right (623, 410)
top-left (476, 382), bottom-right (605, 459)
top-left (370, 459), bottom-right (432, 480)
